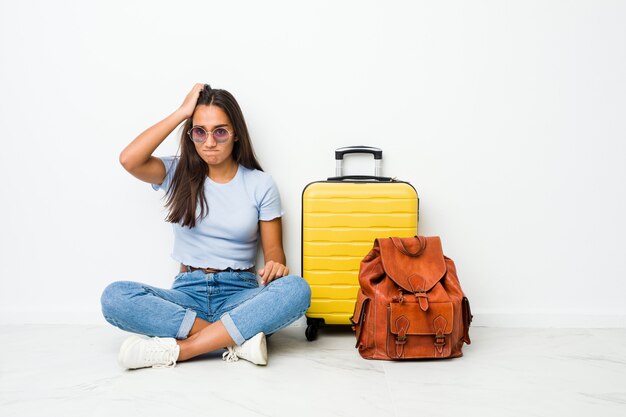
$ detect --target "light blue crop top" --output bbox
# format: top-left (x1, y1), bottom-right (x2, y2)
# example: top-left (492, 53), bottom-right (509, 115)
top-left (152, 156), bottom-right (284, 269)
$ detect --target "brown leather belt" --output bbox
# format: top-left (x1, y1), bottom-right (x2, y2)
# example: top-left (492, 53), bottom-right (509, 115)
top-left (180, 264), bottom-right (256, 274)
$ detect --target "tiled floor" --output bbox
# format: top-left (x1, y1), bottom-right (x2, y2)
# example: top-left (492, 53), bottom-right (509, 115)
top-left (1, 324), bottom-right (625, 417)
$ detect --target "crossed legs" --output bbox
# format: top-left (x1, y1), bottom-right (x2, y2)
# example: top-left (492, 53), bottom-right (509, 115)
top-left (101, 273), bottom-right (311, 367)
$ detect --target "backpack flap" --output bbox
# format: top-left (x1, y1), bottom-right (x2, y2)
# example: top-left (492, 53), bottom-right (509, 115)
top-left (388, 301), bottom-right (454, 358)
top-left (379, 236), bottom-right (446, 304)
top-left (389, 302), bottom-right (454, 336)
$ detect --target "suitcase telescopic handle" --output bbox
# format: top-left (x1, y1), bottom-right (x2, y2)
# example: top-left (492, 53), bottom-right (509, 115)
top-left (327, 175), bottom-right (394, 182)
top-left (335, 146), bottom-right (383, 177)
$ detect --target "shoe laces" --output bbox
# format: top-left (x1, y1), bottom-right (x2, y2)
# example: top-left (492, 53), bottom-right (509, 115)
top-left (146, 337), bottom-right (178, 368)
top-left (222, 346), bottom-right (239, 363)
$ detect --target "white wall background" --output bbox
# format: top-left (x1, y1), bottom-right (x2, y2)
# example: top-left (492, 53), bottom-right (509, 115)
top-left (1, 0), bottom-right (625, 327)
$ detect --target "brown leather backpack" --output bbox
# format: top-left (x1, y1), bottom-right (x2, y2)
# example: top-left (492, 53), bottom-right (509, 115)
top-left (351, 236), bottom-right (472, 360)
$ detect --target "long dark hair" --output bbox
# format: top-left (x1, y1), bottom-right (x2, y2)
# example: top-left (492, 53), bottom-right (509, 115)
top-left (165, 85), bottom-right (263, 228)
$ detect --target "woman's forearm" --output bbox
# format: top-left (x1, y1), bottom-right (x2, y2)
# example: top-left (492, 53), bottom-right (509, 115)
top-left (119, 109), bottom-right (187, 171)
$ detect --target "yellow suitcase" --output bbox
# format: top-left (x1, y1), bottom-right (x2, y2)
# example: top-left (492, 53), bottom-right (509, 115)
top-left (302, 147), bottom-right (418, 340)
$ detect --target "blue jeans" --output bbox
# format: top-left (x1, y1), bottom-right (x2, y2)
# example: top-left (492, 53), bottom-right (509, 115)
top-left (100, 270), bottom-right (311, 345)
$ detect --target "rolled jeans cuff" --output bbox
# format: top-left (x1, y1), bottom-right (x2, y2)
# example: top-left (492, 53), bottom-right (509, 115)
top-left (176, 308), bottom-right (197, 339)
top-left (220, 312), bottom-right (245, 345)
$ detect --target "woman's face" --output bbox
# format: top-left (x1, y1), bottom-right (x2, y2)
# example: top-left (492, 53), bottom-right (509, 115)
top-left (191, 104), bottom-right (237, 168)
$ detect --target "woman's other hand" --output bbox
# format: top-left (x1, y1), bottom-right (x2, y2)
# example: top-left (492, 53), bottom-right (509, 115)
top-left (258, 218), bottom-right (288, 286)
top-left (258, 261), bottom-right (289, 285)
top-left (178, 83), bottom-right (206, 119)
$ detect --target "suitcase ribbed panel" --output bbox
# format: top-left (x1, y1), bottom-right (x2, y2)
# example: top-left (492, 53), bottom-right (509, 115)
top-left (303, 242), bottom-right (373, 257)
top-left (302, 181), bottom-right (418, 325)
top-left (303, 227), bottom-right (416, 242)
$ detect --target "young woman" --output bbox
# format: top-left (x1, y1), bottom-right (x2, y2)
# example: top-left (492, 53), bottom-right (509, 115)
top-left (101, 83), bottom-right (311, 369)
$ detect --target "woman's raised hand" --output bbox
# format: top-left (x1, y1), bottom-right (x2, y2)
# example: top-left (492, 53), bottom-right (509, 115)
top-left (178, 83), bottom-right (206, 119)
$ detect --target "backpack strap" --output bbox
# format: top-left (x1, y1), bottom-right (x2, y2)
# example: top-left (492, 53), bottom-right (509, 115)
top-left (394, 315), bottom-right (410, 358)
top-left (434, 315), bottom-right (448, 357)
top-left (390, 236), bottom-right (427, 257)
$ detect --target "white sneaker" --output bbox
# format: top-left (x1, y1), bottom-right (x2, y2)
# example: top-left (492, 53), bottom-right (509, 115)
top-left (222, 332), bottom-right (267, 366)
top-left (118, 335), bottom-right (180, 370)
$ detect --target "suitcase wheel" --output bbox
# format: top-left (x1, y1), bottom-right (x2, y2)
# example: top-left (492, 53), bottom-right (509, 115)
top-left (305, 318), bottom-right (323, 341)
